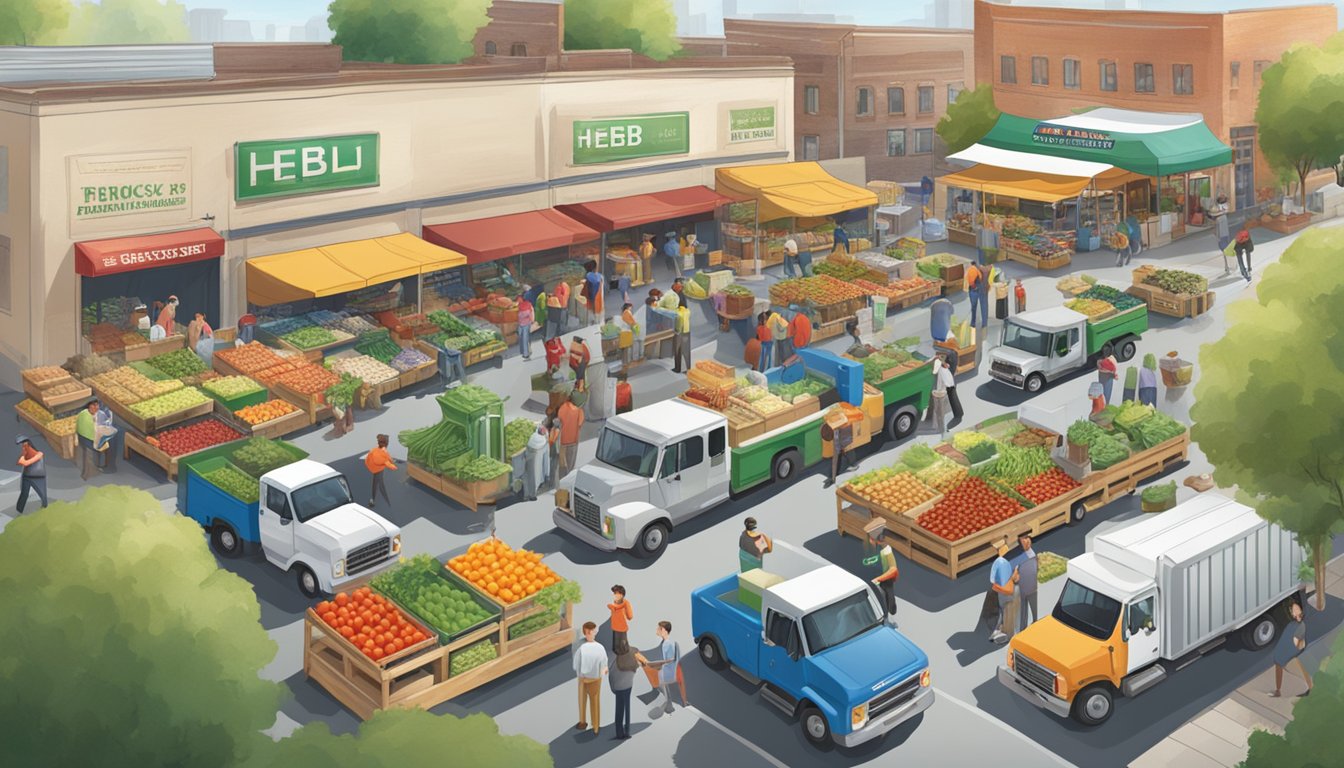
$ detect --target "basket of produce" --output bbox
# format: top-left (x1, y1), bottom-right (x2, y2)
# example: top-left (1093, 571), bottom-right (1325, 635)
top-left (125, 386), bottom-right (214, 432)
top-left (916, 477), bottom-right (1027, 542)
top-left (768, 276), bottom-right (867, 318)
top-left (445, 537), bottom-right (563, 608)
top-left (370, 554), bottom-right (499, 645)
top-left (1159, 353), bottom-right (1194, 388)
top-left (311, 586), bottom-right (436, 665)
top-left (1064, 298), bottom-right (1116, 319)
top-left (1075, 284), bottom-right (1144, 312)
top-left (214, 342), bottom-right (287, 376)
top-left (281, 326), bottom-right (343, 350)
top-left (233, 399), bottom-right (301, 430)
top-left (330, 354), bottom-right (400, 387)
top-left (769, 374), bottom-right (833, 404)
top-left (151, 417), bottom-right (246, 458)
top-left (1142, 269), bottom-right (1208, 296)
top-left (200, 375), bottom-right (268, 411)
top-left (722, 285), bottom-right (757, 316)
top-left (1140, 481), bottom-right (1178, 513)
top-left (146, 348), bottom-right (209, 379)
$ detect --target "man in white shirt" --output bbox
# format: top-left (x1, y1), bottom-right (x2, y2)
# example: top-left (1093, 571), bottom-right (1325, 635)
top-left (573, 621), bottom-right (607, 734)
top-left (783, 238), bottom-right (800, 278)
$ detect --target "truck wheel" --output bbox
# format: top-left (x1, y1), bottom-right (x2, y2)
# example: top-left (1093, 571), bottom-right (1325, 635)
top-left (1099, 341), bottom-right (1115, 359)
top-left (1024, 374), bottom-right (1046, 394)
top-left (1067, 501), bottom-right (1087, 525)
top-left (1071, 684), bottom-right (1114, 726)
top-left (886, 407), bottom-right (917, 441)
top-left (1241, 614), bottom-right (1279, 650)
top-left (698, 636), bottom-right (728, 670)
top-left (295, 564), bottom-right (321, 598)
top-left (1117, 340), bottom-right (1138, 362)
top-left (210, 523), bottom-right (243, 558)
top-left (799, 705), bottom-right (832, 746)
top-left (772, 449), bottom-right (802, 483)
top-left (634, 522), bottom-right (670, 558)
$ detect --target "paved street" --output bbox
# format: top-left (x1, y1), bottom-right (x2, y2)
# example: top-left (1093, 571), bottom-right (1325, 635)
top-left (2, 219), bottom-right (1338, 768)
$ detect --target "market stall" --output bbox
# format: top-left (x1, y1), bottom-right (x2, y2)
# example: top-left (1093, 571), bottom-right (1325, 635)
top-left (715, 162), bottom-right (878, 275)
top-left (76, 227), bottom-right (225, 359)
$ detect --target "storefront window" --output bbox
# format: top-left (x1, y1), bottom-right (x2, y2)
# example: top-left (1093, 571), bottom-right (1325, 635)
top-left (1000, 56), bottom-right (1017, 85)
top-left (82, 258), bottom-right (219, 353)
top-left (517, 244), bottom-right (598, 300)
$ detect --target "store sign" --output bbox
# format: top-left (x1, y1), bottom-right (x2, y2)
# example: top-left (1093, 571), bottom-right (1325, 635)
top-left (235, 133), bottom-right (379, 201)
top-left (67, 150), bottom-right (193, 236)
top-left (74, 227), bottom-right (225, 278)
top-left (728, 106), bottom-right (776, 144)
top-left (1032, 123), bottom-right (1116, 150)
top-left (572, 113), bottom-right (689, 166)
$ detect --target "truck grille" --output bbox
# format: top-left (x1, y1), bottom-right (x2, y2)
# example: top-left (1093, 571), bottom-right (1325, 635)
top-left (868, 673), bottom-right (921, 718)
top-left (1014, 652), bottom-right (1057, 696)
top-left (992, 360), bottom-right (1021, 377)
top-left (573, 495), bottom-right (602, 533)
top-left (346, 537), bottom-right (391, 575)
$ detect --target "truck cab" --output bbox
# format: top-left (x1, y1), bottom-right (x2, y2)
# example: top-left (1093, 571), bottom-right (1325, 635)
top-left (553, 399), bottom-right (730, 557)
top-left (692, 542), bottom-right (932, 747)
top-left (990, 308), bottom-right (1089, 393)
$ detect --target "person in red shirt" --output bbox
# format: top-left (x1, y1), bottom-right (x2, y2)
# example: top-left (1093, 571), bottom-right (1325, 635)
top-left (1096, 354), bottom-right (1118, 403)
top-left (364, 434), bottom-right (398, 508)
top-left (608, 584), bottom-right (633, 651)
top-left (544, 336), bottom-right (566, 370)
top-left (568, 336), bottom-right (591, 392)
top-left (755, 313), bottom-right (774, 371)
top-left (615, 372), bottom-right (633, 414)
top-left (788, 307), bottom-right (812, 353)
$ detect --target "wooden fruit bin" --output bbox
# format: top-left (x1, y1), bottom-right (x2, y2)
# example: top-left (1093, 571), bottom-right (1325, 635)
top-left (23, 370), bottom-right (94, 412)
top-left (397, 340), bottom-right (440, 389)
top-left (1125, 284), bottom-right (1214, 319)
top-left (93, 383), bottom-right (215, 435)
top-left (1003, 246), bottom-right (1071, 271)
top-left (122, 416), bottom-right (247, 481)
top-left (273, 381), bottom-right (333, 426)
top-left (14, 406), bottom-right (78, 461)
top-left (218, 399), bottom-right (310, 440)
top-left (463, 340), bottom-right (507, 368)
top-left (406, 462), bottom-right (511, 513)
top-left (812, 315), bottom-right (853, 342)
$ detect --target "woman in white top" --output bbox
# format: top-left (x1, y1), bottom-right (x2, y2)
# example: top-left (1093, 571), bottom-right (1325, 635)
top-left (936, 354), bottom-right (963, 428)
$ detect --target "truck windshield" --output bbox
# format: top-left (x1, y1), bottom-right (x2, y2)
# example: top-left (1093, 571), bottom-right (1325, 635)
top-left (595, 428), bottom-right (658, 478)
top-left (1052, 579), bottom-right (1122, 641)
top-left (1002, 322), bottom-right (1050, 357)
top-left (802, 591), bottom-right (882, 654)
top-left (291, 476), bottom-right (353, 522)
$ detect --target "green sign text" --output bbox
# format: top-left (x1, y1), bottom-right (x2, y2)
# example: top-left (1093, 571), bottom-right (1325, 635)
top-left (235, 133), bottom-right (380, 201)
top-left (572, 113), bottom-right (690, 165)
top-left (728, 107), bottom-right (776, 144)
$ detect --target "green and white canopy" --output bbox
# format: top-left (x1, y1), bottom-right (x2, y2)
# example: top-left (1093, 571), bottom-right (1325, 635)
top-left (966, 108), bottom-right (1232, 177)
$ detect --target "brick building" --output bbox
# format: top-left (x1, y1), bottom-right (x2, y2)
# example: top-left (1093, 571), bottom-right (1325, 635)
top-left (706, 20), bottom-right (975, 183)
top-left (974, 0), bottom-right (1337, 211)
top-left (471, 0), bottom-right (564, 64)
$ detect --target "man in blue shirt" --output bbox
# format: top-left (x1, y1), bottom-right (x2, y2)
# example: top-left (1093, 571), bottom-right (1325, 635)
top-left (1010, 534), bottom-right (1040, 631)
top-left (663, 232), bottom-right (683, 280)
top-left (989, 538), bottom-right (1018, 644)
top-left (832, 219), bottom-right (850, 253)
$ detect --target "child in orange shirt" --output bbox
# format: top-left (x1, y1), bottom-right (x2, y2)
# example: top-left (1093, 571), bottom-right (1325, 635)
top-left (608, 585), bottom-right (633, 652)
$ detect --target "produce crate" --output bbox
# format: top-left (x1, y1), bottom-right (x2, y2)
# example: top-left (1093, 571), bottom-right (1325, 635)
top-left (101, 390), bottom-right (215, 435)
top-left (272, 381), bottom-right (332, 426)
top-left (23, 378), bottom-right (93, 412)
top-left (14, 406), bottom-right (77, 461)
top-left (146, 335), bottom-right (187, 358)
top-left (372, 568), bottom-right (503, 646)
top-left (1003, 246), bottom-right (1071, 271)
top-left (396, 341), bottom-right (440, 389)
top-left (896, 237), bottom-right (926, 259)
top-left (724, 292), bottom-right (756, 316)
top-left (1126, 285), bottom-right (1214, 319)
top-left (812, 315), bottom-right (853, 343)
top-left (122, 416), bottom-right (247, 481)
top-left (886, 279), bottom-right (942, 311)
top-left (201, 382), bottom-right (269, 412)
top-left (218, 399), bottom-right (310, 440)
top-left (463, 340), bottom-right (507, 368)
top-left (406, 462), bottom-right (510, 513)
top-left (303, 596), bottom-right (572, 721)
top-left (947, 227), bottom-right (976, 247)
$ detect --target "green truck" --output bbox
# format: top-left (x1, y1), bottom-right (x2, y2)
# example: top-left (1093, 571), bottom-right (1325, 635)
top-left (552, 348), bottom-right (933, 557)
top-left (989, 304), bottom-right (1148, 393)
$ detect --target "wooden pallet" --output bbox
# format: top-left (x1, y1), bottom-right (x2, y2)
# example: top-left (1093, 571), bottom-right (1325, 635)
top-left (14, 406), bottom-right (77, 460)
top-left (837, 432), bottom-right (1190, 578)
top-left (406, 462), bottom-right (510, 512)
top-left (304, 602), bottom-right (572, 721)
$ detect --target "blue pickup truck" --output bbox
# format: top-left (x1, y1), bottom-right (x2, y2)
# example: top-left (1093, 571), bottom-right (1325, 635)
top-left (691, 542), bottom-right (933, 747)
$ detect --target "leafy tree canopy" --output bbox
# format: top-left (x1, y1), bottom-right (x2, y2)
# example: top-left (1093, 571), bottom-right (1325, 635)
top-left (1255, 32), bottom-right (1344, 203)
top-left (51, 0), bottom-right (189, 44)
top-left (1190, 227), bottom-right (1344, 607)
top-left (0, 487), bottom-right (283, 767)
top-left (1244, 627), bottom-right (1344, 768)
top-left (0, 0), bottom-right (70, 45)
top-left (329, 0), bottom-right (492, 64)
top-left (936, 84), bottom-right (1000, 156)
top-left (563, 0), bottom-right (681, 61)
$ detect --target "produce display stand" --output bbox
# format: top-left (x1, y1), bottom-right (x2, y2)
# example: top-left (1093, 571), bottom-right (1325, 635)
top-left (836, 431), bottom-right (1190, 578)
top-left (1125, 283), bottom-right (1214, 319)
top-left (935, 331), bottom-right (977, 377)
top-left (398, 340), bottom-right (441, 389)
top-left (22, 371), bottom-right (93, 412)
top-left (14, 406), bottom-right (77, 461)
top-left (122, 415), bottom-right (247, 481)
top-left (217, 399), bottom-right (310, 440)
top-left (200, 382), bottom-right (269, 412)
top-left (122, 334), bottom-right (186, 363)
top-left (272, 381), bottom-right (333, 426)
top-left (1001, 244), bottom-right (1072, 271)
top-left (406, 462), bottom-right (511, 513)
top-left (881, 279), bottom-right (942, 312)
top-left (91, 383), bottom-right (215, 435)
top-left (812, 316), bottom-right (853, 343)
top-left (462, 340), bottom-right (507, 368)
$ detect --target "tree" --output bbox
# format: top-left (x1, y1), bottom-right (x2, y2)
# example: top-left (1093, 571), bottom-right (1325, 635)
top-left (936, 84), bottom-right (1000, 156)
top-left (256, 709), bottom-right (554, 768)
top-left (328, 0), bottom-right (492, 64)
top-left (1190, 228), bottom-right (1344, 610)
top-left (563, 0), bottom-right (681, 61)
top-left (0, 0), bottom-right (70, 45)
top-left (52, 0), bottom-right (189, 44)
top-left (0, 486), bottom-right (283, 767)
top-left (1243, 628), bottom-right (1344, 767)
top-left (1255, 33), bottom-right (1344, 208)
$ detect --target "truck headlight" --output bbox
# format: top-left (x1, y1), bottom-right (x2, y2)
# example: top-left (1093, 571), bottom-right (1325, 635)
top-left (851, 704), bottom-right (868, 729)
top-left (556, 488), bottom-right (570, 511)
top-left (391, 534), bottom-right (402, 554)
top-left (1006, 649), bottom-right (1014, 669)
top-left (603, 516), bottom-right (615, 539)
top-left (920, 669), bottom-right (931, 688)
top-left (333, 558), bottom-right (345, 579)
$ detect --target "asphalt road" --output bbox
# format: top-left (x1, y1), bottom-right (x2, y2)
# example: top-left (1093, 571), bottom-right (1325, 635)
top-left (1, 220), bottom-right (1336, 768)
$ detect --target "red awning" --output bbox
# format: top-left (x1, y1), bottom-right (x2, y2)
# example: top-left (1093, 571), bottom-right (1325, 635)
top-left (76, 227), bottom-right (225, 278)
top-left (422, 210), bottom-right (599, 265)
top-left (557, 186), bottom-right (733, 232)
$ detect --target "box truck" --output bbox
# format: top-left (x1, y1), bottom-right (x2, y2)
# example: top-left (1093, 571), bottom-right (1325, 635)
top-left (998, 495), bottom-right (1302, 725)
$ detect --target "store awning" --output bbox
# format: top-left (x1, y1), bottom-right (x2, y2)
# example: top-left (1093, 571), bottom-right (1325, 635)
top-left (245, 234), bottom-right (466, 307)
top-left (556, 186), bottom-right (734, 232)
top-left (938, 164), bottom-right (1093, 204)
top-left (948, 144), bottom-right (1113, 179)
top-left (75, 227), bottom-right (225, 278)
top-left (976, 108), bottom-right (1232, 177)
top-left (715, 162), bottom-right (879, 222)
top-left (422, 209), bottom-right (600, 265)
top-left (1093, 167), bottom-right (1150, 189)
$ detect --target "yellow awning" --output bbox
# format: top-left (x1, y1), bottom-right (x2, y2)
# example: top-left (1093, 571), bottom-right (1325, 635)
top-left (938, 164), bottom-right (1093, 204)
top-left (1093, 167), bottom-right (1149, 189)
top-left (245, 234), bottom-right (467, 307)
top-left (715, 162), bottom-right (879, 222)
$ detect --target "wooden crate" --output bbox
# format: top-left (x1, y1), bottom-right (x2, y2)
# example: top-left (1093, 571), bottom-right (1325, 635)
top-left (304, 602), bottom-right (572, 721)
top-left (24, 379), bottom-right (93, 412)
top-left (947, 228), bottom-right (976, 247)
top-left (407, 462), bottom-right (510, 512)
top-left (463, 341), bottom-right (507, 368)
top-left (273, 381), bottom-right (332, 426)
top-left (96, 387), bottom-right (214, 435)
top-left (219, 399), bottom-right (310, 440)
top-left (14, 406), bottom-right (77, 461)
top-left (123, 419), bottom-right (247, 481)
top-left (886, 280), bottom-right (942, 311)
top-left (396, 341), bottom-right (440, 389)
top-left (1128, 285), bottom-right (1215, 319)
top-left (812, 315), bottom-right (853, 342)
top-left (1003, 246), bottom-right (1071, 271)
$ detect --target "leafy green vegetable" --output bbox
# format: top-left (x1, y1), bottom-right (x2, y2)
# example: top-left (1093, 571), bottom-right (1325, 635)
top-left (989, 444), bottom-right (1054, 486)
top-left (282, 326), bottom-right (338, 350)
top-left (355, 329), bottom-right (402, 363)
top-left (951, 431), bottom-right (991, 452)
top-left (1077, 285), bottom-right (1144, 311)
top-left (899, 444), bottom-right (939, 470)
top-left (229, 437), bottom-right (296, 479)
top-left (506, 418), bottom-right (537, 456)
top-left (964, 441), bottom-right (999, 464)
top-left (146, 348), bottom-right (208, 378)
top-left (1114, 401), bottom-right (1156, 429)
top-left (1144, 269), bottom-right (1208, 296)
top-left (324, 373), bottom-right (363, 410)
top-left (1141, 481), bottom-right (1177, 504)
top-left (450, 639), bottom-right (497, 675)
top-left (372, 554), bottom-right (494, 640)
top-left (1067, 419), bottom-right (1107, 447)
top-left (441, 454), bottom-right (511, 482)
top-left (1135, 412), bottom-right (1187, 449)
top-left (1088, 434), bottom-right (1130, 470)
top-left (203, 465), bottom-right (259, 504)
top-left (769, 374), bottom-right (832, 402)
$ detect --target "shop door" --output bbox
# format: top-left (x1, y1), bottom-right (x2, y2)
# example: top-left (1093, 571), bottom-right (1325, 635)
top-left (1232, 127), bottom-right (1256, 211)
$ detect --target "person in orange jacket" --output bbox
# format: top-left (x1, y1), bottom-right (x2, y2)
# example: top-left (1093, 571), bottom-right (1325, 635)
top-left (365, 434), bottom-right (398, 508)
top-left (615, 372), bottom-right (633, 414)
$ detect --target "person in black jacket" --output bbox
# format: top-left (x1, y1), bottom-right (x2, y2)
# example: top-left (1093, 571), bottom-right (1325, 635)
top-left (15, 436), bottom-right (48, 513)
top-left (1233, 227), bottom-right (1254, 282)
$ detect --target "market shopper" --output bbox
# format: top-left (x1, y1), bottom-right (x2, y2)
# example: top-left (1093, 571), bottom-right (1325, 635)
top-left (365, 434), bottom-right (397, 508)
top-left (1138, 353), bottom-right (1159, 407)
top-left (1270, 600), bottom-right (1312, 698)
top-left (14, 436), bottom-right (48, 514)
top-left (517, 294), bottom-right (536, 360)
top-left (869, 531), bottom-right (899, 617)
top-left (1208, 194), bottom-right (1231, 272)
top-left (925, 359), bottom-right (952, 438)
top-left (782, 238), bottom-right (800, 278)
top-left (788, 305), bottom-right (812, 354)
top-left (522, 424), bottom-right (549, 501)
top-left (1097, 353), bottom-right (1119, 404)
top-left (670, 278), bottom-right (687, 309)
top-left (584, 260), bottom-right (604, 323)
top-left (1012, 534), bottom-right (1040, 629)
top-left (608, 585), bottom-right (633, 652)
top-left (1234, 228), bottom-right (1255, 282)
top-left (844, 320), bottom-right (871, 359)
top-left (568, 336), bottom-right (591, 392)
top-left (546, 415), bottom-right (562, 490)
top-left (988, 539), bottom-right (1019, 644)
top-left (573, 621), bottom-right (607, 734)
top-left (647, 621), bottom-right (681, 716)
top-left (548, 279), bottom-right (571, 337)
top-left (821, 415), bottom-right (855, 489)
top-left (663, 231), bottom-right (684, 280)
top-left (672, 304), bottom-right (692, 374)
top-left (615, 372), bottom-right (633, 415)
top-left (609, 648), bottom-right (638, 739)
top-left (620, 303), bottom-right (641, 364)
top-left (755, 313), bottom-right (774, 370)
top-left (94, 404), bottom-right (119, 472)
top-left (1014, 278), bottom-right (1027, 314)
top-left (965, 262), bottom-right (989, 329)
top-left (738, 517), bottom-right (772, 572)
top-left (832, 218), bottom-right (850, 254)
top-left (937, 354), bottom-right (964, 428)
top-left (1110, 221), bottom-right (1131, 267)
top-left (189, 312), bottom-right (214, 363)
top-left (638, 233), bottom-right (655, 285)
top-left (557, 393), bottom-right (584, 480)
top-left (76, 400), bottom-right (102, 481)
top-left (768, 310), bottom-right (790, 363)
top-left (236, 312), bottom-right (258, 345)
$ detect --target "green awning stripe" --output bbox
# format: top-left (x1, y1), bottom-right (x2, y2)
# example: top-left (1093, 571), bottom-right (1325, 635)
top-left (977, 113), bottom-right (1232, 177)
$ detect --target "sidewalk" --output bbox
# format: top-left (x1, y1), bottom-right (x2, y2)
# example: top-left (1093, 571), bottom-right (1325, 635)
top-left (1130, 554), bottom-right (1344, 768)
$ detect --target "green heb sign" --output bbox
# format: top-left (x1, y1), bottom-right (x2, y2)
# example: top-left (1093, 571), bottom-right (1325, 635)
top-left (572, 113), bottom-right (690, 166)
top-left (728, 106), bottom-right (776, 144)
top-left (235, 133), bottom-right (379, 201)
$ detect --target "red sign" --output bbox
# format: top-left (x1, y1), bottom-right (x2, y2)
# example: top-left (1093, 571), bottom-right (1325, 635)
top-left (75, 227), bottom-right (225, 278)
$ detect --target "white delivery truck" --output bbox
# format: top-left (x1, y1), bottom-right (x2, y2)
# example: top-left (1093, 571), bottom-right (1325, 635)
top-left (999, 494), bottom-right (1303, 725)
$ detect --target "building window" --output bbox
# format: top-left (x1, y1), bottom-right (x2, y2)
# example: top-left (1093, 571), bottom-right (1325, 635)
top-left (510, 43), bottom-right (527, 56)
top-left (1134, 62), bottom-right (1155, 93)
top-left (1229, 61), bottom-right (1240, 89)
top-left (1100, 60), bottom-right (1117, 92)
top-left (918, 85), bottom-right (934, 113)
top-left (887, 129), bottom-right (906, 157)
top-left (914, 128), bottom-right (933, 155)
top-left (802, 135), bottom-right (820, 161)
top-left (804, 85), bottom-right (820, 115)
top-left (856, 87), bottom-right (874, 116)
top-left (947, 81), bottom-right (964, 105)
top-left (887, 86), bottom-right (904, 114)
top-left (1000, 55), bottom-right (1017, 84)
top-left (1173, 64), bottom-right (1193, 95)
top-left (484, 41), bottom-right (496, 55)
top-left (0, 235), bottom-right (9, 313)
top-left (1031, 56), bottom-right (1049, 85)
top-left (1254, 60), bottom-right (1270, 85)
top-left (1063, 58), bottom-right (1080, 90)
